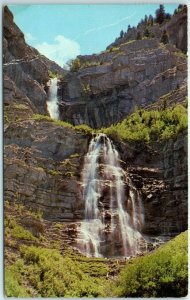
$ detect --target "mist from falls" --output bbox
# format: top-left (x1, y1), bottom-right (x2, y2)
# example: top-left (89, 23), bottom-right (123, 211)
top-left (47, 78), bottom-right (59, 120)
top-left (77, 133), bottom-right (145, 258)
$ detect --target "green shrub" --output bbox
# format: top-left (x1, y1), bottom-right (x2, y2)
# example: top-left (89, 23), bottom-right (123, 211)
top-left (13, 245), bottom-right (109, 297)
top-left (100, 104), bottom-right (187, 142)
top-left (32, 114), bottom-right (52, 122)
top-left (13, 104), bottom-right (29, 110)
top-left (75, 124), bottom-right (94, 134)
top-left (32, 114), bottom-right (73, 128)
top-left (48, 70), bottom-right (58, 78)
top-left (48, 169), bottom-right (62, 176)
top-left (5, 268), bottom-right (29, 297)
top-left (116, 231), bottom-right (188, 297)
top-left (109, 46), bottom-right (120, 52)
top-left (11, 225), bottom-right (37, 241)
top-left (69, 58), bottom-right (81, 72)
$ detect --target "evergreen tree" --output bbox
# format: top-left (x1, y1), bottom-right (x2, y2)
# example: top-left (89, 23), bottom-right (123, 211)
top-left (127, 25), bottom-right (131, 32)
top-left (165, 13), bottom-right (171, 20)
top-left (144, 28), bottom-right (150, 38)
top-left (178, 4), bottom-right (183, 10)
top-left (120, 30), bottom-right (124, 38)
top-left (144, 15), bottom-right (148, 25)
top-left (160, 30), bottom-right (169, 44)
top-left (136, 31), bottom-right (142, 40)
top-left (155, 4), bottom-right (165, 24)
top-left (148, 15), bottom-right (154, 26)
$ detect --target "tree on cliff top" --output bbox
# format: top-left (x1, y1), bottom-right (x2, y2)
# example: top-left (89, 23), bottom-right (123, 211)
top-left (155, 4), bottom-right (165, 24)
top-left (120, 30), bottom-right (124, 38)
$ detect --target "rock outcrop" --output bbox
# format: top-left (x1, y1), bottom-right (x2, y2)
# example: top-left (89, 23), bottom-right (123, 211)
top-left (4, 118), bottom-right (89, 221)
top-left (115, 131), bottom-right (187, 237)
top-left (3, 5), bottom-right (187, 253)
top-left (58, 39), bottom-right (187, 128)
top-left (107, 5), bottom-right (187, 54)
top-left (3, 6), bottom-right (64, 114)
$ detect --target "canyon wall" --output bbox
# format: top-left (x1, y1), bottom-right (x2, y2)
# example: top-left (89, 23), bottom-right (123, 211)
top-left (3, 6), bottom-right (64, 114)
top-left (57, 8), bottom-right (187, 128)
top-left (3, 6), bottom-right (187, 245)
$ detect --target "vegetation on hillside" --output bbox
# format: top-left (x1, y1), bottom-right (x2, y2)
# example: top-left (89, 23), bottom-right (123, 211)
top-left (4, 200), bottom-right (188, 298)
top-left (33, 101), bottom-right (187, 142)
top-left (4, 201), bottom-right (116, 297)
top-left (112, 4), bottom-right (187, 53)
top-left (100, 104), bottom-right (187, 142)
top-left (32, 114), bottom-right (94, 134)
top-left (115, 231), bottom-right (188, 297)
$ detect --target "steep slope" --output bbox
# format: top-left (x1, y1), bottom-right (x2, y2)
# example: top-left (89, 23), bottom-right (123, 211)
top-left (4, 3), bottom-right (187, 238)
top-left (3, 6), bottom-right (89, 222)
top-left (58, 8), bottom-right (187, 128)
top-left (108, 5), bottom-right (187, 53)
top-left (3, 6), bottom-right (64, 114)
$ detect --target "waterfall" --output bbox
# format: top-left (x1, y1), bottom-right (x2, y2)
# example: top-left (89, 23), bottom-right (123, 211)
top-left (47, 78), bottom-right (59, 119)
top-left (77, 133), bottom-right (145, 258)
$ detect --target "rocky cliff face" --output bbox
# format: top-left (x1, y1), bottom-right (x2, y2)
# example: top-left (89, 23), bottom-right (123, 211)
top-left (58, 39), bottom-right (187, 128)
top-left (3, 6), bottom-right (64, 114)
top-left (107, 6), bottom-right (187, 54)
top-left (4, 5), bottom-right (187, 251)
top-left (4, 72), bottom-right (89, 221)
top-left (115, 132), bottom-right (187, 237)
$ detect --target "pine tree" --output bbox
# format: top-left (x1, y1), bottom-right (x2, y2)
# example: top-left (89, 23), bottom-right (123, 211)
top-left (120, 30), bottom-right (124, 38)
top-left (178, 4), bottom-right (183, 10)
top-left (144, 15), bottom-right (148, 25)
top-left (155, 4), bottom-right (165, 24)
top-left (136, 31), bottom-right (142, 40)
top-left (144, 28), bottom-right (150, 38)
top-left (165, 13), bottom-right (171, 20)
top-left (148, 15), bottom-right (154, 26)
top-left (127, 25), bottom-right (131, 32)
top-left (160, 30), bottom-right (169, 44)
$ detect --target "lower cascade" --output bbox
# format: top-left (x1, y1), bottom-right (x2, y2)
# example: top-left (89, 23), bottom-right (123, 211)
top-left (77, 133), bottom-right (145, 258)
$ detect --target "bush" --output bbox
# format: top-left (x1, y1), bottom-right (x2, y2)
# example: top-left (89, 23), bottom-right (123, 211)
top-left (11, 225), bottom-right (37, 241)
top-left (11, 245), bottom-right (109, 297)
top-left (75, 124), bottom-right (94, 134)
top-left (116, 231), bottom-right (188, 297)
top-left (32, 114), bottom-right (74, 129)
top-left (68, 58), bottom-right (81, 72)
top-left (5, 268), bottom-right (29, 297)
top-left (48, 70), bottom-right (58, 78)
top-left (100, 104), bottom-right (187, 143)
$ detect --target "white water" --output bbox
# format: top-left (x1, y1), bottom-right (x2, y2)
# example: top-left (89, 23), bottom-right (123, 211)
top-left (77, 133), bottom-right (144, 258)
top-left (47, 78), bottom-right (59, 119)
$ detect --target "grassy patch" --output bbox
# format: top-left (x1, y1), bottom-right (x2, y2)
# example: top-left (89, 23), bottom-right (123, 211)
top-left (13, 104), bottom-right (29, 110)
top-left (11, 225), bottom-right (37, 241)
top-left (116, 231), bottom-right (188, 297)
top-left (32, 114), bottom-right (93, 134)
top-left (69, 153), bottom-right (80, 158)
top-left (32, 114), bottom-right (74, 129)
top-left (74, 124), bottom-right (94, 134)
top-left (48, 70), bottom-right (58, 78)
top-left (48, 169), bottom-right (62, 176)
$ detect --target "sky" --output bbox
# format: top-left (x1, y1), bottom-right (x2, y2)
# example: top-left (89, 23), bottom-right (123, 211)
top-left (8, 4), bottom-right (178, 67)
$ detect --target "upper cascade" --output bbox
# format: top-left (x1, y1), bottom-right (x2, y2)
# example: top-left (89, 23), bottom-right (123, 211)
top-left (47, 78), bottom-right (59, 120)
top-left (77, 133), bottom-right (145, 258)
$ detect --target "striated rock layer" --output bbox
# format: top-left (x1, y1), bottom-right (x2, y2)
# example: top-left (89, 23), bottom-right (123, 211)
top-left (3, 5), bottom-right (187, 253)
top-left (58, 39), bottom-right (187, 128)
top-left (3, 6), bottom-right (64, 114)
